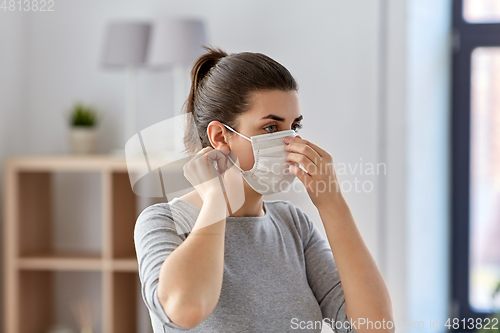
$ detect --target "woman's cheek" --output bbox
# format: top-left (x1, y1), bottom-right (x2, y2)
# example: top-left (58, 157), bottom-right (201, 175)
top-left (237, 148), bottom-right (255, 171)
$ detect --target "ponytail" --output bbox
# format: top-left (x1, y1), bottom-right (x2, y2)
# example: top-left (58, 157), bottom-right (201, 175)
top-left (183, 46), bottom-right (227, 155)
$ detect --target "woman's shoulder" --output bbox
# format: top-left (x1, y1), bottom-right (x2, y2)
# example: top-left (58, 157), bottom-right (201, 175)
top-left (264, 199), bottom-right (309, 219)
top-left (137, 198), bottom-right (199, 219)
top-left (264, 199), bottom-right (313, 238)
top-left (135, 199), bottom-right (198, 239)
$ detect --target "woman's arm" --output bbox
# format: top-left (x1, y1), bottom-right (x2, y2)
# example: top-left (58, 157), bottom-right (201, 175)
top-left (285, 135), bottom-right (394, 333)
top-left (157, 196), bottom-right (227, 329)
top-left (317, 197), bottom-right (394, 333)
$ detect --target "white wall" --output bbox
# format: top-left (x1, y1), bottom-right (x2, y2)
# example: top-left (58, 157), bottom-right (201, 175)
top-left (381, 0), bottom-right (410, 328)
top-left (0, 8), bottom-right (29, 326)
top-left (382, 1), bottom-right (452, 331)
top-left (406, 0), bottom-right (452, 327)
top-left (0, 0), bottom-right (453, 331)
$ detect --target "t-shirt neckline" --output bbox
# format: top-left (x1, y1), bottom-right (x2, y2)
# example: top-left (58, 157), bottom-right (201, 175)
top-left (171, 197), bottom-right (269, 222)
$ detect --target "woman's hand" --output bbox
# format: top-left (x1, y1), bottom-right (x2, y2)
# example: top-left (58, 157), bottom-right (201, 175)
top-left (183, 147), bottom-right (226, 202)
top-left (183, 146), bottom-right (245, 216)
top-left (284, 135), bottom-right (345, 209)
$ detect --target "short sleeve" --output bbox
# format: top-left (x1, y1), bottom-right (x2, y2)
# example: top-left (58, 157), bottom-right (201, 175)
top-left (294, 206), bottom-right (356, 333)
top-left (133, 203), bottom-right (192, 331)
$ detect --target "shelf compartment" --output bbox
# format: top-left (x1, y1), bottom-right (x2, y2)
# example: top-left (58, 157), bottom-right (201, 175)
top-left (19, 270), bottom-right (53, 333)
top-left (111, 272), bottom-right (147, 333)
top-left (109, 272), bottom-right (152, 332)
top-left (111, 172), bottom-right (137, 259)
top-left (17, 171), bottom-right (103, 258)
top-left (19, 270), bottom-right (102, 333)
top-left (18, 171), bottom-right (52, 257)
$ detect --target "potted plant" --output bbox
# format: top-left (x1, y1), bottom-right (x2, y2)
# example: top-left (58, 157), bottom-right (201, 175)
top-left (66, 101), bottom-right (100, 154)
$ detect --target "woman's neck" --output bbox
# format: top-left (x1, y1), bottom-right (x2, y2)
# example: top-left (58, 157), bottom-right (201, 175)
top-left (230, 185), bottom-right (265, 217)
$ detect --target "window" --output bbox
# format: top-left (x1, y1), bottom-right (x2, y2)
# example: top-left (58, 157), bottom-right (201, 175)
top-left (469, 47), bottom-right (500, 313)
top-left (452, 0), bottom-right (500, 322)
top-left (463, 0), bottom-right (500, 23)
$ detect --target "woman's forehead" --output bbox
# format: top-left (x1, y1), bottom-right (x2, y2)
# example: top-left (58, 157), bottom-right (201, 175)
top-left (243, 90), bottom-right (301, 119)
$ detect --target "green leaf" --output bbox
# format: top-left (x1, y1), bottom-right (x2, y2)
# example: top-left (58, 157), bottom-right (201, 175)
top-left (69, 101), bottom-right (98, 127)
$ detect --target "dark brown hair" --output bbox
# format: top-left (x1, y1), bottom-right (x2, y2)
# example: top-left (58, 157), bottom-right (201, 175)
top-left (182, 46), bottom-right (298, 155)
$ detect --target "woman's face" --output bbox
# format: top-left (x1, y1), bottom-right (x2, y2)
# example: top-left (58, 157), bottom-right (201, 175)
top-left (226, 89), bottom-right (302, 171)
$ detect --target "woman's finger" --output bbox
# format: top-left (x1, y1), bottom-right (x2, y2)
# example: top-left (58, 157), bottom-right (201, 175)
top-left (287, 135), bottom-right (327, 158)
top-left (286, 152), bottom-right (318, 175)
top-left (284, 140), bottom-right (321, 163)
top-left (207, 149), bottom-right (235, 174)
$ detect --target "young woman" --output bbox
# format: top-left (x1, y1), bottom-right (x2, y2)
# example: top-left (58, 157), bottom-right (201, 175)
top-left (134, 46), bottom-right (394, 333)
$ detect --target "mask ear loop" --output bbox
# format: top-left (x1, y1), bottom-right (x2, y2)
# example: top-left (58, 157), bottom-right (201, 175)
top-left (222, 124), bottom-right (250, 172)
top-left (222, 124), bottom-right (252, 142)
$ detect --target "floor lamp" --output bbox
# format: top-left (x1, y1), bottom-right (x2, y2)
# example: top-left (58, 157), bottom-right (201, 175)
top-left (101, 21), bottom-right (151, 155)
top-left (147, 18), bottom-right (208, 154)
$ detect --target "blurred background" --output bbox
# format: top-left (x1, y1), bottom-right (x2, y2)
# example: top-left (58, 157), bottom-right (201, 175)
top-left (0, 0), bottom-right (499, 332)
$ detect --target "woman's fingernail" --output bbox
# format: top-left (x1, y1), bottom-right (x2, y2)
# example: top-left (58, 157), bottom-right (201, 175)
top-left (283, 137), bottom-right (291, 143)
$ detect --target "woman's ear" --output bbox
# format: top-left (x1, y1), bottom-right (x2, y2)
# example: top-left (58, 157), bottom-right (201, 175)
top-left (207, 121), bottom-right (231, 150)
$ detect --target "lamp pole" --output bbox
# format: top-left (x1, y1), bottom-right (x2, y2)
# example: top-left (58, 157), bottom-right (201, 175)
top-left (172, 63), bottom-right (191, 153)
top-left (125, 66), bottom-right (138, 144)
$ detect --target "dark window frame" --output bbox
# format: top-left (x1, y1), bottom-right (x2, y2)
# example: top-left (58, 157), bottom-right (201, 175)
top-left (451, 0), bottom-right (500, 326)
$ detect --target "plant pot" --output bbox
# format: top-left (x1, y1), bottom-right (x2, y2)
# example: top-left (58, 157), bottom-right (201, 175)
top-left (69, 127), bottom-right (98, 154)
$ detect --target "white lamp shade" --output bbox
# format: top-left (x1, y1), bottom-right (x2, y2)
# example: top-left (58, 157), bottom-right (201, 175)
top-left (147, 18), bottom-right (208, 68)
top-left (101, 21), bottom-right (151, 67)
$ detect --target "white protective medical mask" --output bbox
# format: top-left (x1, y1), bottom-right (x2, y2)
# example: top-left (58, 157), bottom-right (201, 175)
top-left (223, 123), bottom-right (298, 195)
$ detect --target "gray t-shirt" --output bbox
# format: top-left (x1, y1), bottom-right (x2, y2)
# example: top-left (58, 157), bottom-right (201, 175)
top-left (134, 197), bottom-right (354, 333)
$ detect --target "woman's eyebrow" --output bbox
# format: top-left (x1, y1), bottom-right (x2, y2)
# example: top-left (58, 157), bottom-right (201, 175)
top-left (261, 114), bottom-right (303, 122)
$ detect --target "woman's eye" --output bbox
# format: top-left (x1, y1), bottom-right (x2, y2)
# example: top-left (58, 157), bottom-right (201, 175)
top-left (264, 123), bottom-right (302, 133)
top-left (264, 124), bottom-right (278, 132)
top-left (292, 123), bottom-right (303, 132)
